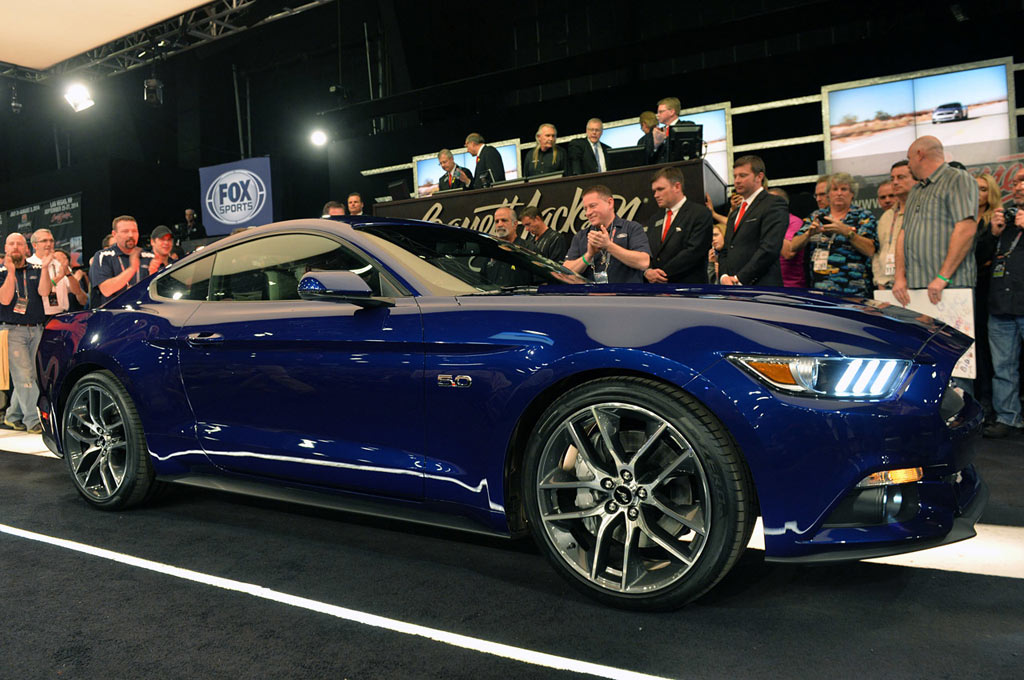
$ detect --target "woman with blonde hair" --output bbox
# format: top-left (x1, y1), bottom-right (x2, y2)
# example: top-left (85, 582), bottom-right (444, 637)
top-left (973, 172), bottom-right (1002, 420)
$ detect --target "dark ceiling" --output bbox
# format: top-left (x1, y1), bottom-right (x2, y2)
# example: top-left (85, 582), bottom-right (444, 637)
top-left (1, 0), bottom-right (1022, 223)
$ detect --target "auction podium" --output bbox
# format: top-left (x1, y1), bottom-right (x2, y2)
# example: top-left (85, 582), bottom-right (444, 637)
top-left (373, 159), bottom-right (727, 235)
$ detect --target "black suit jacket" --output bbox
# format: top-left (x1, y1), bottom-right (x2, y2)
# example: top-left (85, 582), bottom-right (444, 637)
top-left (567, 138), bottom-right (611, 176)
top-left (718, 190), bottom-right (788, 286)
top-left (644, 199), bottom-right (714, 284)
top-left (437, 165), bottom-right (471, 191)
top-left (470, 145), bottom-right (506, 189)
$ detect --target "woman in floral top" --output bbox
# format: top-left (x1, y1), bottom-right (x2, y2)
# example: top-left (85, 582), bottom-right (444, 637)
top-left (789, 172), bottom-right (879, 296)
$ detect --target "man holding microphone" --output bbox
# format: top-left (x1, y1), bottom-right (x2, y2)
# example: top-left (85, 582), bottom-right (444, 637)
top-left (564, 184), bottom-right (650, 283)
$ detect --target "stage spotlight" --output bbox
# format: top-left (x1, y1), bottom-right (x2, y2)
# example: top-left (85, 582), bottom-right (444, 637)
top-left (143, 78), bottom-right (163, 107)
top-left (64, 83), bottom-right (94, 112)
top-left (10, 84), bottom-right (22, 114)
top-left (310, 129), bottom-right (328, 146)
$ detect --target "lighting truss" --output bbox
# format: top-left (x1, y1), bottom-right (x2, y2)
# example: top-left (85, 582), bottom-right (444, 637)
top-left (0, 0), bottom-right (333, 83)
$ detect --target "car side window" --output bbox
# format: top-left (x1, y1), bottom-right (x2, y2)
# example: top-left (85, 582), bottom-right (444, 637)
top-left (153, 256), bottom-right (214, 301)
top-left (209, 233), bottom-right (399, 302)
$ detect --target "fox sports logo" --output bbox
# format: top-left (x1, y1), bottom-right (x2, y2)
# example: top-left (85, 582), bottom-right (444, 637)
top-left (205, 169), bottom-right (267, 225)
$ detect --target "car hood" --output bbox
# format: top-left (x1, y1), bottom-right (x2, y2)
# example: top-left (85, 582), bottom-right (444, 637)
top-left (522, 283), bottom-right (971, 362)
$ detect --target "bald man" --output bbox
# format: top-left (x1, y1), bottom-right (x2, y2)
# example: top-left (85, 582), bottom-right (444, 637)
top-left (1, 232), bottom-right (52, 433)
top-left (893, 135), bottom-right (977, 308)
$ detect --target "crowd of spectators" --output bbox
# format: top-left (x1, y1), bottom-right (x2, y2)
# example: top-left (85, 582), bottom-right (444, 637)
top-left (1, 95), bottom-right (1019, 440)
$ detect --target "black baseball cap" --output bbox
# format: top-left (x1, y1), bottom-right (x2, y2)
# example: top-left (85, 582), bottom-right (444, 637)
top-left (151, 225), bottom-right (173, 240)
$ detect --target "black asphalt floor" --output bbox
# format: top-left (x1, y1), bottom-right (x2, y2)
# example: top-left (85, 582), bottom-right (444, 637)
top-left (1, 438), bottom-right (1022, 679)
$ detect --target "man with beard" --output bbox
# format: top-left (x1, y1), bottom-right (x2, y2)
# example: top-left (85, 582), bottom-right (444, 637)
top-left (90, 215), bottom-right (156, 306)
top-left (1, 232), bottom-right (52, 433)
top-left (147, 225), bottom-right (176, 274)
top-left (519, 206), bottom-right (568, 262)
top-left (524, 124), bottom-right (566, 178)
top-left (564, 185), bottom-right (650, 283)
top-left (485, 206), bottom-right (530, 286)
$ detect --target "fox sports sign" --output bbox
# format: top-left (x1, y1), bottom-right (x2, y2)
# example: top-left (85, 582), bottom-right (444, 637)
top-left (205, 169), bottom-right (268, 225)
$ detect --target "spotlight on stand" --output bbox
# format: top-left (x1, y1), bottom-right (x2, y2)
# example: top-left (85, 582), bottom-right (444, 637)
top-left (143, 78), bottom-right (163, 107)
top-left (64, 83), bottom-right (94, 112)
top-left (10, 84), bottom-right (22, 114)
top-left (310, 129), bottom-right (328, 146)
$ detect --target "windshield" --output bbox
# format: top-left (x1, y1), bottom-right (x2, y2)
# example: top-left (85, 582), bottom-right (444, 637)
top-left (356, 223), bottom-right (586, 293)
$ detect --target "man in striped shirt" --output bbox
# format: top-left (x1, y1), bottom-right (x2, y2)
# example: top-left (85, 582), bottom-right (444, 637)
top-left (892, 136), bottom-right (978, 308)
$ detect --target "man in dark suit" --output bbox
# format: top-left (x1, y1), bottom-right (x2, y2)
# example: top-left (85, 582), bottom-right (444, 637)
top-left (643, 167), bottom-right (714, 284)
top-left (567, 118), bottom-right (611, 176)
top-left (641, 97), bottom-right (683, 165)
top-left (436, 149), bottom-right (472, 191)
top-left (718, 154), bottom-right (788, 287)
top-left (464, 133), bottom-right (505, 189)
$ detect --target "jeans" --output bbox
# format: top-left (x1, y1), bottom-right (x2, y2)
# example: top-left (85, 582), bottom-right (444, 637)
top-left (5, 325), bottom-right (43, 428)
top-left (988, 314), bottom-right (1024, 428)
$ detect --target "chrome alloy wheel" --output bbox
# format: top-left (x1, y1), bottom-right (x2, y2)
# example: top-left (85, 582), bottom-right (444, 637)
top-left (65, 384), bottom-right (130, 501)
top-left (535, 402), bottom-right (711, 595)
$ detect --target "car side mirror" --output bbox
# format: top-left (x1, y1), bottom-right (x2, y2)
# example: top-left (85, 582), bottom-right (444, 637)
top-left (298, 271), bottom-right (394, 308)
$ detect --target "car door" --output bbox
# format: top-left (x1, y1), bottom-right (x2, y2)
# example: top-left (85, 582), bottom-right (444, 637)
top-left (177, 231), bottom-right (425, 499)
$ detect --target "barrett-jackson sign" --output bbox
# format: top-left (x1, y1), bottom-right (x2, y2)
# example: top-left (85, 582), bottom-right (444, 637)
top-left (374, 160), bottom-right (723, 235)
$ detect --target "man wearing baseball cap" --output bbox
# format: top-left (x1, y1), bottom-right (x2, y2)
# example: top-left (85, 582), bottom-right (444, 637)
top-left (147, 225), bottom-right (175, 275)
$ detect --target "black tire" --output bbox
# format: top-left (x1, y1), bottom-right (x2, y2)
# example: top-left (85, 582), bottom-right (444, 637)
top-left (62, 370), bottom-right (159, 510)
top-left (523, 377), bottom-right (754, 610)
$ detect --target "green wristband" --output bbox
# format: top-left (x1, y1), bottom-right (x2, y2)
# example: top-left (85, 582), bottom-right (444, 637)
top-left (581, 253), bottom-right (590, 266)
top-left (936, 274), bottom-right (950, 283)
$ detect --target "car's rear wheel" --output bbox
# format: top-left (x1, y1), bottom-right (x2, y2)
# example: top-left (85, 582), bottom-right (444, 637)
top-left (63, 371), bottom-right (158, 509)
top-left (523, 377), bottom-right (754, 610)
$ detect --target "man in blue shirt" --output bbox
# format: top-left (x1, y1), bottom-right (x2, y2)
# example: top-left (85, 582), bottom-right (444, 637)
top-left (90, 215), bottom-right (155, 306)
top-left (564, 185), bottom-right (651, 283)
top-left (1, 232), bottom-right (52, 434)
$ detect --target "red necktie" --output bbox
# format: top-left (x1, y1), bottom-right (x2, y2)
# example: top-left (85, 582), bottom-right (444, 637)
top-left (449, 172), bottom-right (454, 186)
top-left (661, 209), bottom-right (673, 242)
top-left (734, 201), bottom-right (748, 232)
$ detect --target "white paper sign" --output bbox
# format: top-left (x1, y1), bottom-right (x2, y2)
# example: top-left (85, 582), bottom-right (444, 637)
top-left (873, 288), bottom-right (975, 379)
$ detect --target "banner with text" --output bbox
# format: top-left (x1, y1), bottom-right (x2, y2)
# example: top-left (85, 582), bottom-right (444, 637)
top-left (0, 193), bottom-right (83, 266)
top-left (199, 156), bottom-right (273, 235)
top-left (373, 161), bottom-right (722, 236)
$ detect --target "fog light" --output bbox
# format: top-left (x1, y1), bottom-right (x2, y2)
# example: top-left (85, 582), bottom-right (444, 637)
top-left (856, 467), bottom-right (923, 488)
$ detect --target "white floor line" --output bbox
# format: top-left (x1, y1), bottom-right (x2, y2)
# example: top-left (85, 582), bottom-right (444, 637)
top-left (0, 523), bottom-right (674, 680)
top-left (747, 518), bottom-right (1024, 579)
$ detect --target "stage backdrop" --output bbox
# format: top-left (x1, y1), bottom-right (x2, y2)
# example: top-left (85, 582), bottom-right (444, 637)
top-left (200, 157), bottom-right (274, 235)
top-left (373, 160), bottom-right (726, 236)
top-left (0, 193), bottom-right (83, 266)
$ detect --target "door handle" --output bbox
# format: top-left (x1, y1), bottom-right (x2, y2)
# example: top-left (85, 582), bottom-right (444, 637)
top-left (186, 332), bottom-right (224, 345)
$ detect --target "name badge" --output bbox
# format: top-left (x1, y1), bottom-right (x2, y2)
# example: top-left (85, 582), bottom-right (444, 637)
top-left (13, 295), bottom-right (27, 315)
top-left (812, 248), bottom-right (830, 273)
top-left (884, 252), bottom-right (895, 277)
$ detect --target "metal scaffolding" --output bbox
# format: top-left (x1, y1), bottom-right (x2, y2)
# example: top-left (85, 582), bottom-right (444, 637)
top-left (0, 0), bottom-right (333, 83)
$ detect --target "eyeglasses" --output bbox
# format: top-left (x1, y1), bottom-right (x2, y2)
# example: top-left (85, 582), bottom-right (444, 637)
top-left (33, 238), bottom-right (54, 244)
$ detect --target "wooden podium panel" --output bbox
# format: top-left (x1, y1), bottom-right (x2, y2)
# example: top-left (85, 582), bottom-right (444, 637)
top-left (373, 159), bottom-right (727, 236)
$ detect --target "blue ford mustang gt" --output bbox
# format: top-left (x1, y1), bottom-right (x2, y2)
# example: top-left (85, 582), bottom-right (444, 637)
top-left (35, 217), bottom-right (986, 610)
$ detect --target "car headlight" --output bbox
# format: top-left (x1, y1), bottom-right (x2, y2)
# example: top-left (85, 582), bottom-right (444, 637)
top-left (728, 355), bottom-right (912, 399)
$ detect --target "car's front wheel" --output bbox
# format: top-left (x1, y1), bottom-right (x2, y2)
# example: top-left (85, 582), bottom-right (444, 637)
top-left (63, 371), bottom-right (159, 510)
top-left (523, 377), bottom-right (754, 610)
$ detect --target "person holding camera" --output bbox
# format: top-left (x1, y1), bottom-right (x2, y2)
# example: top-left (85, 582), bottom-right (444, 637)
top-left (981, 180), bottom-right (1024, 438)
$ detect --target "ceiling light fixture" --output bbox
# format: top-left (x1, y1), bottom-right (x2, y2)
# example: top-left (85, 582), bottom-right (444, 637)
top-left (64, 83), bottom-right (94, 112)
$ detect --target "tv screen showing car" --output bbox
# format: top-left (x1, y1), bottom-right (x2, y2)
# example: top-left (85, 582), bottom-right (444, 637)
top-left (824, 62), bottom-right (1012, 174)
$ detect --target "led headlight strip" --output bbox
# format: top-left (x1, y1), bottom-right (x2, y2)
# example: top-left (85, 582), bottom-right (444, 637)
top-left (729, 355), bottom-right (913, 399)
